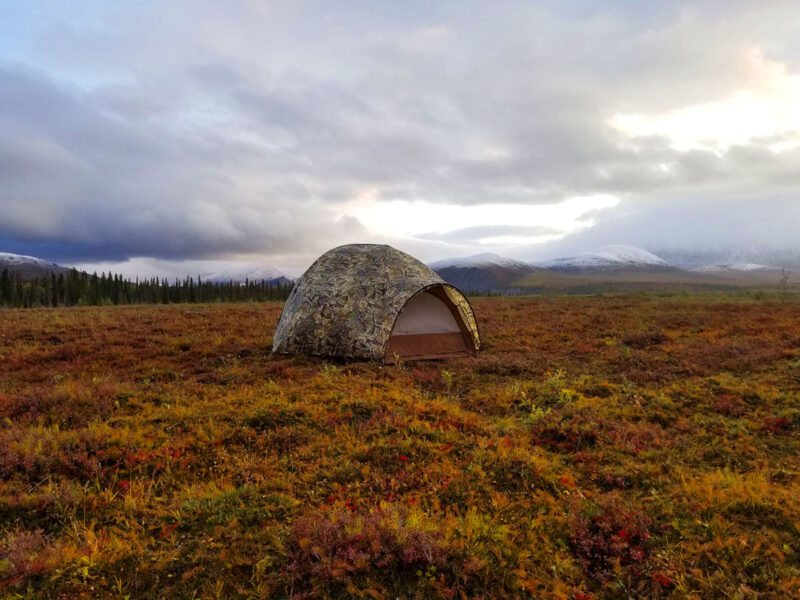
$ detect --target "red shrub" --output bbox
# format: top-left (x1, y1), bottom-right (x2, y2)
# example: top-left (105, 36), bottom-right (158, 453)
top-left (713, 394), bottom-right (747, 417)
top-left (410, 366), bottom-right (440, 386)
top-left (570, 496), bottom-right (651, 580)
top-left (763, 416), bottom-right (793, 435)
top-left (622, 330), bottom-right (668, 349)
top-left (0, 530), bottom-right (55, 588)
top-left (0, 385), bottom-right (114, 427)
top-left (531, 414), bottom-right (600, 453)
top-left (282, 506), bottom-right (446, 597)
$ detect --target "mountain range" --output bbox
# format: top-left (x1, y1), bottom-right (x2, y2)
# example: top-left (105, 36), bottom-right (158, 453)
top-left (653, 247), bottom-right (800, 269)
top-left (426, 245), bottom-right (790, 293)
top-left (1, 245), bottom-right (794, 294)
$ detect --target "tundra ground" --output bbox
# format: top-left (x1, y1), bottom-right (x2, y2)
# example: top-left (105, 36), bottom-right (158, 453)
top-left (1, 295), bottom-right (799, 599)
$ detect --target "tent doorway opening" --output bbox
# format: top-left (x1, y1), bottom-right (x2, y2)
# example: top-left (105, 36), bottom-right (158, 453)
top-left (385, 286), bottom-right (477, 362)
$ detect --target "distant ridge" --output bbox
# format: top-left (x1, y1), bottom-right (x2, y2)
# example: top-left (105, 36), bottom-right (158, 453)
top-left (535, 245), bottom-right (671, 272)
top-left (690, 263), bottom-right (778, 274)
top-left (428, 252), bottom-right (529, 270)
top-left (429, 245), bottom-right (678, 292)
top-left (656, 247), bottom-right (800, 269)
top-left (0, 252), bottom-right (71, 279)
top-left (429, 253), bottom-right (538, 293)
top-left (204, 265), bottom-right (293, 285)
top-left (425, 244), bottom-right (795, 294)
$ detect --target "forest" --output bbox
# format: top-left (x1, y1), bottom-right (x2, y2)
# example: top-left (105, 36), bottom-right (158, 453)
top-left (0, 268), bottom-right (292, 308)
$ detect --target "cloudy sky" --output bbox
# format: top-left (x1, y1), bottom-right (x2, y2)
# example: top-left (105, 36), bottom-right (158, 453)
top-left (1, 1), bottom-right (799, 276)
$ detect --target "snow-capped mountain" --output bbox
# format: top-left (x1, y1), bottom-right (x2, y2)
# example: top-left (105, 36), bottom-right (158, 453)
top-left (0, 252), bottom-right (71, 278)
top-left (537, 245), bottom-right (670, 272)
top-left (204, 265), bottom-right (293, 285)
top-left (690, 263), bottom-right (778, 274)
top-left (429, 253), bottom-right (537, 293)
top-left (428, 253), bottom-right (529, 270)
top-left (656, 247), bottom-right (800, 269)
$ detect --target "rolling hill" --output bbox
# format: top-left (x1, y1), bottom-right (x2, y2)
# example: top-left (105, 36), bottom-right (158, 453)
top-left (0, 252), bottom-right (71, 279)
top-left (428, 253), bottom-right (539, 293)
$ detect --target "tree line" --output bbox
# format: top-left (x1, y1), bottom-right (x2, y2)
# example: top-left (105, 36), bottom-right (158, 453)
top-left (0, 269), bottom-right (293, 308)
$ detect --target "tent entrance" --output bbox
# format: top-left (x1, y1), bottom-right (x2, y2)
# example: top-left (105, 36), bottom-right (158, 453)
top-left (385, 288), bottom-right (474, 362)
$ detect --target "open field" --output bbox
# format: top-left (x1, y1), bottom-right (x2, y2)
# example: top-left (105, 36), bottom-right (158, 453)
top-left (512, 269), bottom-right (800, 295)
top-left (1, 295), bottom-right (799, 599)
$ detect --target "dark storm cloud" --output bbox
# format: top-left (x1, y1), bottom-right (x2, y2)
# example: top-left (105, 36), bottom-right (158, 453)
top-left (0, 64), bottom-right (368, 261)
top-left (0, 0), bottom-right (799, 267)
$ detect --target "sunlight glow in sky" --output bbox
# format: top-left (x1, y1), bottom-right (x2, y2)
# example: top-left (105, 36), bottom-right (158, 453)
top-left (609, 48), bottom-right (800, 154)
top-left (347, 194), bottom-right (621, 245)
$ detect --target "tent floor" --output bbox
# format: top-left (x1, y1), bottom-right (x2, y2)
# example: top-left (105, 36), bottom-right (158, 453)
top-left (384, 332), bottom-right (473, 363)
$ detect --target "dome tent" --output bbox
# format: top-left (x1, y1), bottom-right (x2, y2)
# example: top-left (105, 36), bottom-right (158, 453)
top-left (272, 244), bottom-right (480, 362)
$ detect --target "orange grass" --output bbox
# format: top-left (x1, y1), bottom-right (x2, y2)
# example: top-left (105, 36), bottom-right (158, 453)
top-left (0, 296), bottom-right (799, 599)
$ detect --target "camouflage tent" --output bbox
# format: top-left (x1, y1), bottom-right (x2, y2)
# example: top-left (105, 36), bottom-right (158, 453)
top-left (272, 244), bottom-right (480, 362)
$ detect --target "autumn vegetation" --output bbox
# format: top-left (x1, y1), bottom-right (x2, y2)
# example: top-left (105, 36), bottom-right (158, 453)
top-left (1, 293), bottom-right (799, 599)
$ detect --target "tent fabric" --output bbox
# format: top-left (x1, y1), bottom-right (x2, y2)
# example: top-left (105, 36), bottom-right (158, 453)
top-left (442, 285), bottom-right (480, 350)
top-left (272, 244), bottom-right (480, 361)
top-left (390, 291), bottom-right (462, 335)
